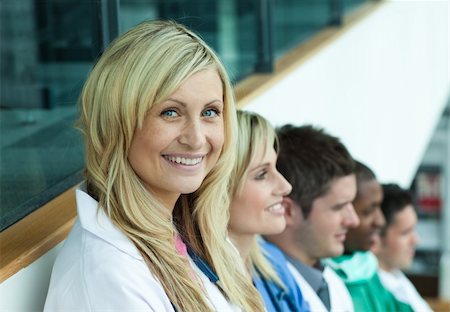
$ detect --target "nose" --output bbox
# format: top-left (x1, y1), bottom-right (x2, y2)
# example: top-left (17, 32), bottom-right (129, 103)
top-left (344, 204), bottom-right (360, 228)
top-left (275, 171), bottom-right (292, 197)
top-left (373, 207), bottom-right (386, 229)
top-left (178, 118), bottom-right (206, 150)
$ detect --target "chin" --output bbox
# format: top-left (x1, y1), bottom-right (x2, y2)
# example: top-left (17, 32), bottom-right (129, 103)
top-left (265, 224), bottom-right (286, 235)
top-left (331, 246), bottom-right (344, 257)
top-left (178, 181), bottom-right (204, 194)
top-left (400, 259), bottom-right (413, 270)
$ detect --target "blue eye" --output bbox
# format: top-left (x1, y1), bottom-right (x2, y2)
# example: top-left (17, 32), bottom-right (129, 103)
top-left (161, 110), bottom-right (178, 118)
top-left (255, 170), bottom-right (268, 180)
top-left (202, 108), bottom-right (219, 118)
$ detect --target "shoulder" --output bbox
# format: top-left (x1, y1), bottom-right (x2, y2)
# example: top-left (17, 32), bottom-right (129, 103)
top-left (45, 220), bottom-right (174, 312)
top-left (259, 240), bottom-right (288, 270)
top-left (323, 267), bottom-right (354, 312)
top-left (259, 240), bottom-right (310, 312)
top-left (83, 248), bottom-right (173, 311)
top-left (325, 252), bottom-right (377, 284)
top-left (323, 267), bottom-right (348, 290)
top-left (259, 241), bottom-right (294, 285)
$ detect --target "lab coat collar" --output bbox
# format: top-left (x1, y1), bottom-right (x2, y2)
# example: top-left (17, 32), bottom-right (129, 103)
top-left (378, 269), bottom-right (403, 289)
top-left (76, 186), bottom-right (143, 260)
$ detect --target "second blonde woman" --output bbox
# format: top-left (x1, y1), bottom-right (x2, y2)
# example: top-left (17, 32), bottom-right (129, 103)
top-left (228, 110), bottom-right (310, 312)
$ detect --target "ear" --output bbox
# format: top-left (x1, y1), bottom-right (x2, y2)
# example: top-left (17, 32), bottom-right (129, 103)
top-left (282, 197), bottom-right (303, 227)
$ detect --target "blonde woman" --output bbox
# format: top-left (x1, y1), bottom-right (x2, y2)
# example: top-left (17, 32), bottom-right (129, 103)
top-left (44, 21), bottom-right (265, 312)
top-left (228, 110), bottom-right (310, 312)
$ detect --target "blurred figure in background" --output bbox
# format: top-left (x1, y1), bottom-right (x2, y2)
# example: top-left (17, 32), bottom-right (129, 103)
top-left (372, 183), bottom-right (432, 312)
top-left (326, 161), bottom-right (413, 312)
top-left (227, 110), bottom-right (310, 312)
top-left (264, 125), bottom-right (358, 312)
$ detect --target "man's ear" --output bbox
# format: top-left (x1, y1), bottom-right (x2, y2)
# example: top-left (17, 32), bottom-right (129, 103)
top-left (283, 197), bottom-right (302, 227)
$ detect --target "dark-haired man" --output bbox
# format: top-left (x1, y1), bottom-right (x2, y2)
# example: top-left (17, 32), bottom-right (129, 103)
top-left (372, 184), bottom-right (432, 312)
top-left (265, 125), bottom-right (359, 312)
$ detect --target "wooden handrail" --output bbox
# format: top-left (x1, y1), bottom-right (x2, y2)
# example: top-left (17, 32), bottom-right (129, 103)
top-left (0, 186), bottom-right (77, 282)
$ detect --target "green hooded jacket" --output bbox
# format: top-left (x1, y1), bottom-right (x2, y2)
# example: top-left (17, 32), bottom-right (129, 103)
top-left (325, 252), bottom-right (414, 312)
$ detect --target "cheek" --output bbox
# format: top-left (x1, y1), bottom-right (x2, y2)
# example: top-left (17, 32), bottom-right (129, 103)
top-left (399, 236), bottom-right (412, 253)
top-left (214, 126), bottom-right (225, 152)
top-left (229, 195), bottom-right (255, 231)
top-left (229, 205), bottom-right (243, 224)
top-left (131, 124), bottom-right (165, 153)
top-left (207, 119), bottom-right (225, 150)
top-left (230, 187), bottom-right (251, 212)
top-left (355, 218), bottom-right (370, 233)
top-left (313, 214), bottom-right (334, 233)
top-left (387, 237), bottom-right (403, 255)
top-left (128, 136), bottom-right (146, 167)
top-left (239, 184), bottom-right (267, 215)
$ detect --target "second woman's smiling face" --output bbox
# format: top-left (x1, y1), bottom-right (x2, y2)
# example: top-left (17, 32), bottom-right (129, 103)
top-left (228, 146), bottom-right (292, 238)
top-left (128, 69), bottom-right (225, 209)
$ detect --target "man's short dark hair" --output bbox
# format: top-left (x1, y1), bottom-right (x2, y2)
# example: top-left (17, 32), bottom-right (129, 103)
top-left (380, 183), bottom-right (414, 234)
top-left (276, 125), bottom-right (355, 218)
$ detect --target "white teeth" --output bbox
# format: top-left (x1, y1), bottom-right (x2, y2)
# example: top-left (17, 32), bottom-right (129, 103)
top-left (268, 203), bottom-right (283, 212)
top-left (165, 155), bottom-right (203, 166)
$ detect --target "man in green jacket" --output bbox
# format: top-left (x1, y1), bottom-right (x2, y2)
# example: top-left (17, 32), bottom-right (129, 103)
top-left (326, 161), bottom-right (413, 312)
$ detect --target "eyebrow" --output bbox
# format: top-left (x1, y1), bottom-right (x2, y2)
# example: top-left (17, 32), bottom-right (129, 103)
top-left (166, 98), bottom-right (223, 107)
top-left (331, 201), bottom-right (350, 209)
top-left (249, 162), bottom-right (270, 173)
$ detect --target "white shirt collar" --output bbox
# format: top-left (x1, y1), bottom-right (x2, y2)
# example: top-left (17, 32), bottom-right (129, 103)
top-left (76, 186), bottom-right (143, 260)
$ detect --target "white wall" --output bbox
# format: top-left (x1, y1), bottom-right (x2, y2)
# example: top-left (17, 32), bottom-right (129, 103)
top-left (246, 0), bottom-right (450, 187)
top-left (0, 244), bottom-right (62, 312)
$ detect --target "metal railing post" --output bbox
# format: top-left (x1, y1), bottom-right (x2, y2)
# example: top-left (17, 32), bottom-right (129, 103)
top-left (255, 0), bottom-right (274, 73)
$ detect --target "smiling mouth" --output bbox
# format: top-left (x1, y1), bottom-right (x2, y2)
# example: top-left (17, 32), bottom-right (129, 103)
top-left (163, 155), bottom-right (204, 166)
top-left (267, 203), bottom-right (284, 212)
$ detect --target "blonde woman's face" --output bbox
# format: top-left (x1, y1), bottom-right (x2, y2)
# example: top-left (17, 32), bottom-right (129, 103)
top-left (128, 69), bottom-right (225, 209)
top-left (228, 147), bottom-right (292, 239)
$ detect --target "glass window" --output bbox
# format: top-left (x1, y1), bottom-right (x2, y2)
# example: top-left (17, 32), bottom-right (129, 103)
top-left (0, 0), bottom-right (100, 230)
top-left (343, 0), bottom-right (372, 14)
top-left (273, 0), bottom-right (332, 57)
top-left (120, 0), bottom-right (259, 81)
top-left (1, 0), bottom-right (374, 231)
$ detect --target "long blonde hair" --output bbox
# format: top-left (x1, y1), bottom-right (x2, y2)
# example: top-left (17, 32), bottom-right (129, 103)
top-left (79, 20), bottom-right (264, 312)
top-left (229, 110), bottom-right (285, 288)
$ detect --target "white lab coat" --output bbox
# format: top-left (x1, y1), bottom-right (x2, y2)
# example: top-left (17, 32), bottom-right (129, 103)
top-left (44, 187), bottom-right (240, 312)
top-left (378, 269), bottom-right (432, 312)
top-left (287, 262), bottom-right (354, 312)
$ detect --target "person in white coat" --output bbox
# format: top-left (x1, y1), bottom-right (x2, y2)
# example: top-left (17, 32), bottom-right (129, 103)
top-left (44, 20), bottom-right (265, 312)
top-left (264, 125), bottom-right (360, 312)
top-left (372, 184), bottom-right (432, 312)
